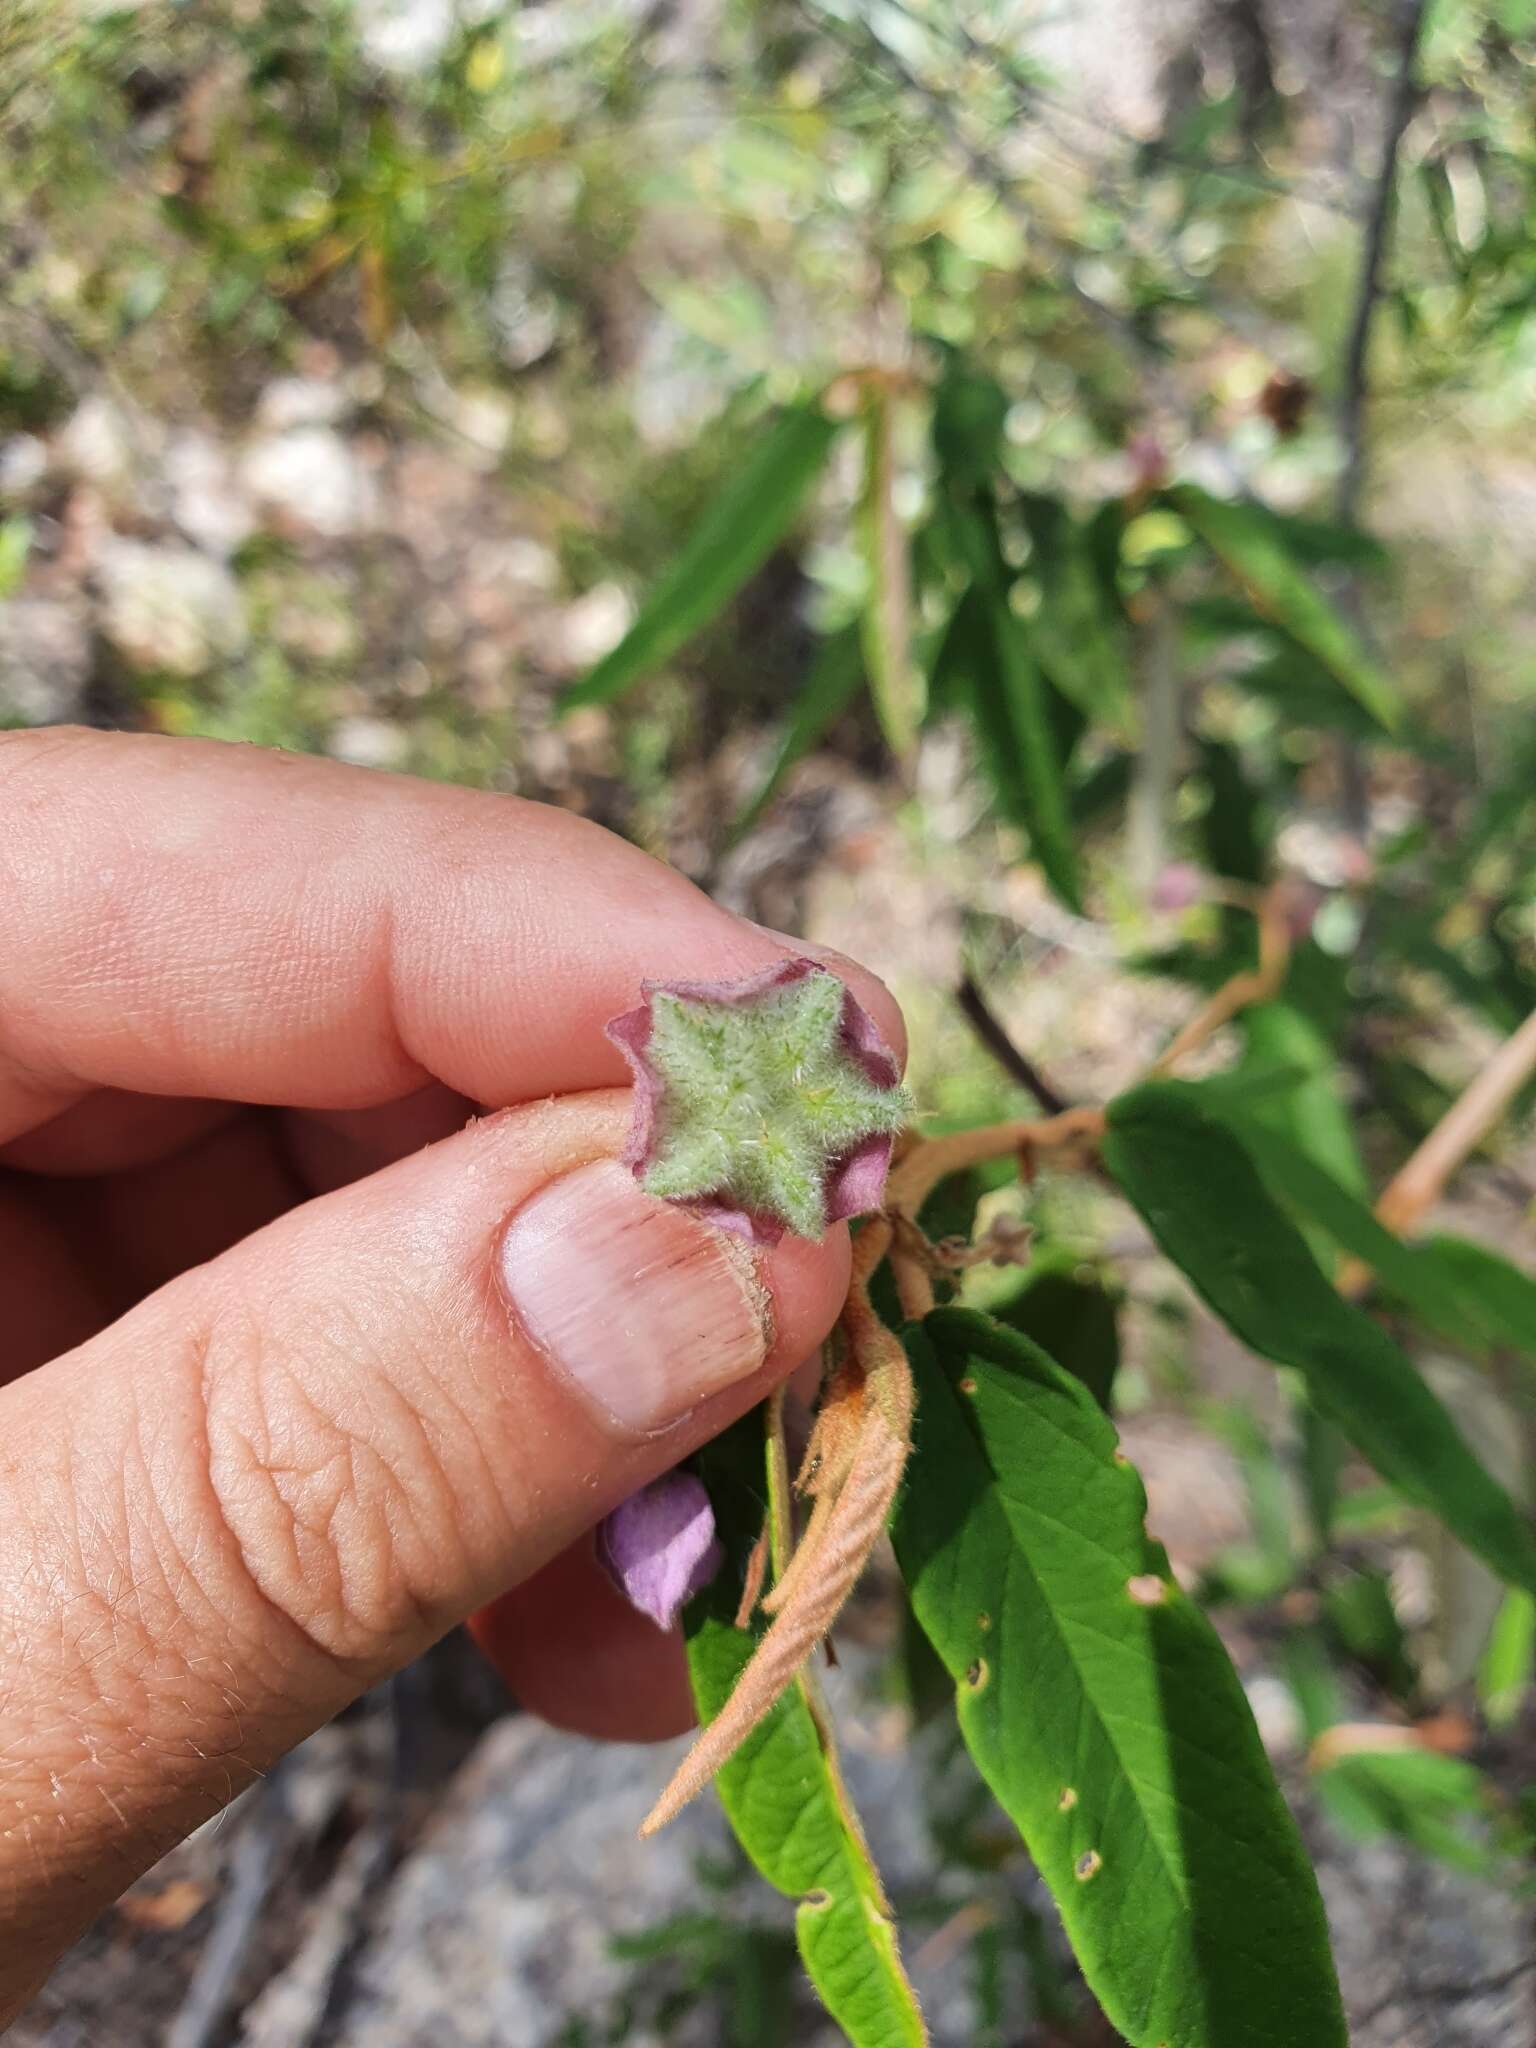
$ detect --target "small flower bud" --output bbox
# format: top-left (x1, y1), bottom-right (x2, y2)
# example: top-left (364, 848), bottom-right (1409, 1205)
top-left (1149, 861), bottom-right (1208, 914)
top-left (597, 1472), bottom-right (723, 1631)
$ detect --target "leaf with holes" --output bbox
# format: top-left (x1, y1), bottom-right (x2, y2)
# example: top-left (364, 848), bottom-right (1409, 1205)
top-left (683, 1419), bottom-right (927, 2048)
top-left (893, 1307), bottom-right (1345, 2048)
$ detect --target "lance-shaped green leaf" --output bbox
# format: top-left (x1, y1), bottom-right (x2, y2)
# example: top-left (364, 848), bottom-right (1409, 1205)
top-left (560, 401), bottom-right (841, 712)
top-left (971, 594), bottom-right (1083, 912)
top-left (1103, 1082), bottom-right (1536, 1592)
top-left (1229, 644), bottom-right (1386, 738)
top-left (1314, 1747), bottom-right (1495, 1877)
top-left (1237, 1001), bottom-right (1364, 1193)
top-left (727, 623), bottom-right (864, 844)
top-left (859, 387), bottom-right (923, 765)
top-left (923, 584), bottom-right (986, 724)
top-left (894, 1308), bottom-right (1344, 2048)
top-left (1017, 493), bottom-right (1131, 727)
top-left (1418, 1234), bottom-right (1536, 1378)
top-left (1479, 1587), bottom-right (1536, 1730)
top-left (1166, 483), bottom-right (1400, 733)
top-left (1198, 1105), bottom-right (1498, 1355)
top-left (685, 1420), bottom-right (927, 2048)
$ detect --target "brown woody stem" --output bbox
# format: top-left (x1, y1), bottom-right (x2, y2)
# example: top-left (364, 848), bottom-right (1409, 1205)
top-left (1373, 1006), bottom-right (1536, 1236)
top-left (1338, 1004), bottom-right (1536, 1298)
top-left (1147, 884), bottom-right (1292, 1076)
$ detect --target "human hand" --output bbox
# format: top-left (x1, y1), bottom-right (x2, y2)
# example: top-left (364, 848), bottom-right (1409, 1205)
top-left (0, 729), bottom-right (903, 2023)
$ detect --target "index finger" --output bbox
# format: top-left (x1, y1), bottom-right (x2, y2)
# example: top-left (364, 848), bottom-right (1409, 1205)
top-left (0, 730), bottom-right (905, 1144)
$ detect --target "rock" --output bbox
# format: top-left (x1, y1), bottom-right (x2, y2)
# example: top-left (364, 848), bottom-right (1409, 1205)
top-left (56, 395), bottom-right (142, 494)
top-left (241, 429), bottom-right (378, 540)
top-left (273, 1647), bottom-right (981, 2048)
top-left (0, 434), bottom-right (49, 502)
top-left (164, 430), bottom-right (256, 559)
top-left (254, 377), bottom-right (349, 435)
top-left (299, 1716), bottom-right (730, 2048)
top-left (532, 582), bottom-right (632, 676)
top-left (0, 598), bottom-right (92, 723)
top-left (96, 538), bottom-right (248, 678)
top-left (491, 255), bottom-right (560, 371)
top-left (355, 0), bottom-right (458, 73)
top-left (446, 387), bottom-right (516, 468)
top-left (1312, 1808), bottom-right (1536, 2046)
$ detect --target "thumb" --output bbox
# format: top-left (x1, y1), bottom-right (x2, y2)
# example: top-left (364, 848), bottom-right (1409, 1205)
top-left (0, 1089), bottom-right (847, 2018)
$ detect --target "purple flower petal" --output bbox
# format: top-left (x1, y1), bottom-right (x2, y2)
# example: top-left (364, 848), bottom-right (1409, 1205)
top-left (825, 1130), bottom-right (898, 1224)
top-left (597, 1472), bottom-right (722, 1632)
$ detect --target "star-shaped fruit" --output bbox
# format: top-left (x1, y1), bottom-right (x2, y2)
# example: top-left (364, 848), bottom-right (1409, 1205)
top-left (607, 957), bottom-right (911, 1242)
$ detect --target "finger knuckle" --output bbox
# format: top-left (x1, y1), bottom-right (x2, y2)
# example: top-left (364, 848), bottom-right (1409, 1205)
top-left (195, 1287), bottom-right (474, 1666)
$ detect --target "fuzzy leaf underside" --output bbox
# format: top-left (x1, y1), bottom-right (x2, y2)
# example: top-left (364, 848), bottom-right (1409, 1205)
top-left (684, 1424), bottom-right (927, 2048)
top-left (1103, 1082), bottom-right (1536, 1593)
top-left (893, 1308), bottom-right (1346, 2048)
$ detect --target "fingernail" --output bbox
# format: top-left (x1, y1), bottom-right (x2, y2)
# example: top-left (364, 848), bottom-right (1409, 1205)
top-left (498, 1158), bottom-right (773, 1433)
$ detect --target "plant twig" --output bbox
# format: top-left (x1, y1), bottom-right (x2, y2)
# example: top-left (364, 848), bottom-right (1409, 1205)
top-left (167, 1765), bottom-right (292, 2048)
top-left (1373, 1007), bottom-right (1536, 1237)
top-left (1333, 0), bottom-right (1426, 829)
top-left (639, 1355), bottom-right (909, 1836)
top-left (644, 1104), bottom-right (1107, 1832)
top-left (1336, 0), bottom-right (1428, 527)
top-left (955, 974), bottom-right (1070, 1115)
top-left (1146, 884), bottom-right (1293, 1075)
top-left (1335, 1005), bottom-right (1536, 1299)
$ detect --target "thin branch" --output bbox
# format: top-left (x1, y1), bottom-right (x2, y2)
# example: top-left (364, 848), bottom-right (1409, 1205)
top-left (955, 974), bottom-right (1070, 1115)
top-left (1147, 886), bottom-right (1293, 1076)
top-left (1373, 1006), bottom-right (1536, 1236)
top-left (1336, 1004), bottom-right (1536, 1299)
top-left (1336, 0), bottom-right (1429, 525)
top-left (167, 1766), bottom-right (292, 2048)
top-left (1332, 0), bottom-right (1426, 831)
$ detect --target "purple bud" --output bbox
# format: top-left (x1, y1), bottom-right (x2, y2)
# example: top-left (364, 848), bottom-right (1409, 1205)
top-left (597, 1472), bottom-right (722, 1631)
top-left (1149, 861), bottom-right (1207, 913)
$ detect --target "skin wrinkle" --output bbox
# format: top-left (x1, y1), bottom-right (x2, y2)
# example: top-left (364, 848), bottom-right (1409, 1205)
top-left (196, 1275), bottom-right (477, 1664)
